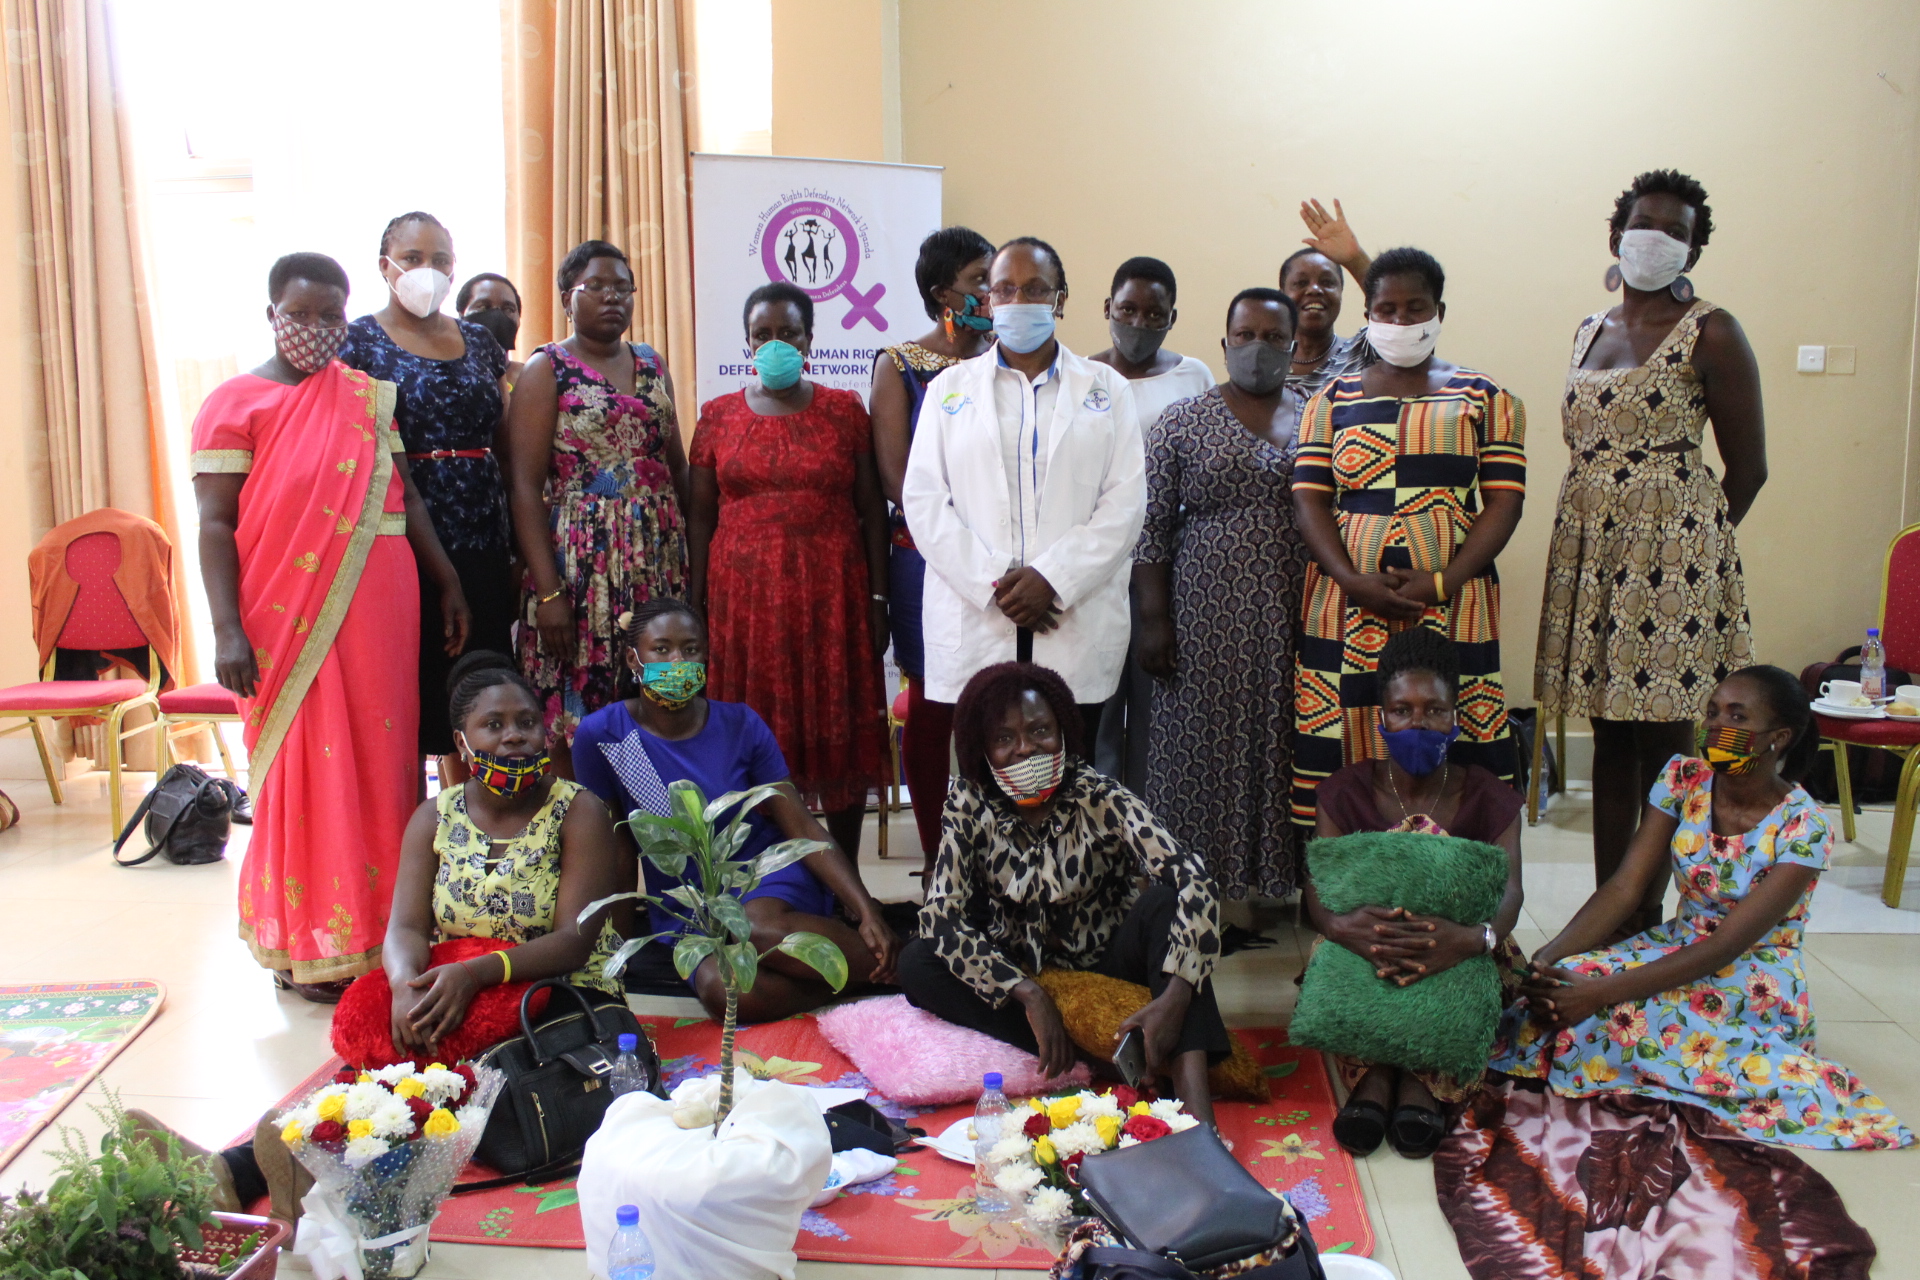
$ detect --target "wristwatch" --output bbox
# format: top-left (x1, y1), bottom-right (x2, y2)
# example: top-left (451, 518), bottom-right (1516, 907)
top-left (1481, 923), bottom-right (1498, 955)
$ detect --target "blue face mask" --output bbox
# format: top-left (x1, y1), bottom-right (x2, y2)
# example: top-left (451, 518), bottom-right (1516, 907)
top-left (1381, 723), bottom-right (1460, 777)
top-left (992, 303), bottom-right (1057, 354)
top-left (753, 339), bottom-right (804, 390)
top-left (950, 291), bottom-right (993, 332)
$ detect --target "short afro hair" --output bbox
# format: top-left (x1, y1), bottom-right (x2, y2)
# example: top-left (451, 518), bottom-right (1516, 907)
top-left (952, 662), bottom-right (1087, 789)
top-left (1376, 625), bottom-right (1461, 701)
top-left (267, 252), bottom-right (349, 303)
top-left (743, 281), bottom-right (814, 338)
top-left (1278, 247), bottom-right (1341, 290)
top-left (1363, 246), bottom-right (1444, 307)
top-left (1225, 286), bottom-right (1298, 334)
top-left (556, 239), bottom-right (632, 295)
top-left (996, 236), bottom-right (1067, 297)
top-left (455, 272), bottom-right (521, 314)
top-left (1610, 169), bottom-right (1714, 250)
top-left (378, 211), bottom-right (447, 259)
top-left (914, 226), bottom-right (995, 320)
top-left (1109, 255), bottom-right (1176, 302)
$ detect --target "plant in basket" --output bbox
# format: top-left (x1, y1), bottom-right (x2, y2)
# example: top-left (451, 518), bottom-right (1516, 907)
top-left (986, 1086), bottom-right (1199, 1227)
top-left (279, 1059), bottom-right (504, 1279)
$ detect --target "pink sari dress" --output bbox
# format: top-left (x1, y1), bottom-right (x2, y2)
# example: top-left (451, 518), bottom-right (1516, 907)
top-left (191, 362), bottom-right (421, 982)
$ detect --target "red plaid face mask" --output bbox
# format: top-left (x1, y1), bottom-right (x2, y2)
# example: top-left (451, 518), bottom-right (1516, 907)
top-left (272, 314), bottom-right (349, 372)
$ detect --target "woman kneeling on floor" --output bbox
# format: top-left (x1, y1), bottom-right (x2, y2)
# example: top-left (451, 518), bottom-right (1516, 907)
top-left (898, 661), bottom-right (1230, 1126)
top-left (1309, 626), bottom-right (1524, 1158)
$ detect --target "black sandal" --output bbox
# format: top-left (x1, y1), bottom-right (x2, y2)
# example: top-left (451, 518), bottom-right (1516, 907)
top-left (1386, 1104), bottom-right (1447, 1159)
top-left (1332, 1098), bottom-right (1389, 1156)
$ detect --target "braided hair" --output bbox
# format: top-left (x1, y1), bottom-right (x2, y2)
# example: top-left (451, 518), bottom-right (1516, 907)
top-left (1723, 664), bottom-right (1817, 779)
top-left (445, 650), bottom-right (539, 731)
top-left (379, 211), bottom-right (448, 259)
top-left (1376, 625), bottom-right (1461, 701)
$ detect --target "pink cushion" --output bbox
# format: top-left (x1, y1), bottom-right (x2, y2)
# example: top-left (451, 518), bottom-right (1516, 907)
top-left (0, 678), bottom-right (150, 712)
top-left (816, 994), bottom-right (1089, 1106)
top-left (890, 690), bottom-right (911, 724)
top-left (158, 682), bottom-right (240, 715)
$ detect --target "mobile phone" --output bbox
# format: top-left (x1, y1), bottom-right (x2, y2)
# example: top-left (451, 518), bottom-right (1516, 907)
top-left (1114, 1027), bottom-right (1146, 1090)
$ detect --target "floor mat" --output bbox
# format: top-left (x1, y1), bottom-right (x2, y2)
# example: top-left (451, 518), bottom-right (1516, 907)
top-left (0, 980), bottom-right (166, 1171)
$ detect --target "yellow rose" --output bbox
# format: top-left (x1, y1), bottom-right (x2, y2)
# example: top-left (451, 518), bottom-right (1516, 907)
top-left (423, 1108), bottom-right (461, 1139)
top-left (427, 1062), bottom-right (448, 1073)
top-left (1032, 1136), bottom-right (1058, 1165)
top-left (357, 1072), bottom-right (373, 1084)
top-left (316, 1094), bottom-right (347, 1123)
top-left (1046, 1097), bottom-right (1082, 1128)
top-left (394, 1077), bottom-right (427, 1099)
top-left (1029, 1098), bottom-right (1046, 1112)
top-left (1585, 1056), bottom-right (1619, 1084)
top-left (280, 1121), bottom-right (304, 1146)
top-left (347, 1118), bottom-right (374, 1140)
top-left (1741, 1054), bottom-right (1772, 1086)
top-left (1094, 1114), bottom-right (1123, 1147)
top-left (1129, 1101), bottom-right (1153, 1117)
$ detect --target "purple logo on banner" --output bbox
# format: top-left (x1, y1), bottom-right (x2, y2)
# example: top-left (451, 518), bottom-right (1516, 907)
top-left (758, 198), bottom-right (888, 331)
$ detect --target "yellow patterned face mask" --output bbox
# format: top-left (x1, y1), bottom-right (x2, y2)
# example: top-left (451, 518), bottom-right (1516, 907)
top-left (1699, 724), bottom-right (1762, 775)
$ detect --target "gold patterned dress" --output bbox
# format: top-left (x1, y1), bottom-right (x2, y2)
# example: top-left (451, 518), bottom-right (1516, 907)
top-left (1534, 300), bottom-right (1753, 721)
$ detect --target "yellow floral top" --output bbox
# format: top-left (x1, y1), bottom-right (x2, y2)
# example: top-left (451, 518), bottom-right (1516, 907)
top-left (431, 779), bottom-right (623, 995)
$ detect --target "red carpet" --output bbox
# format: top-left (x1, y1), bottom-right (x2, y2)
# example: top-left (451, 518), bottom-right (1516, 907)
top-left (0, 980), bottom-right (165, 1172)
top-left (259, 1014), bottom-right (1372, 1268)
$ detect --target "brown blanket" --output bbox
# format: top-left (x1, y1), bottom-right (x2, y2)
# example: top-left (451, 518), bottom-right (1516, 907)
top-left (1436, 1077), bottom-right (1876, 1279)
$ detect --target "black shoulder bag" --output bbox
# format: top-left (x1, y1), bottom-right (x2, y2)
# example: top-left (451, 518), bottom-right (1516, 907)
top-left (465, 979), bottom-right (661, 1186)
top-left (113, 763), bottom-right (232, 866)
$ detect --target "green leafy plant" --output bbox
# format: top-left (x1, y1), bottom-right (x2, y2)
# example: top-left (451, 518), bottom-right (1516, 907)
top-left (582, 779), bottom-right (848, 1128)
top-left (0, 1092), bottom-right (218, 1279)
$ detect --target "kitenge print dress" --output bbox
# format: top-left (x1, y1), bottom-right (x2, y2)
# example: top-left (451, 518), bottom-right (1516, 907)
top-left (1490, 756), bottom-right (1912, 1150)
top-left (1290, 370), bottom-right (1526, 827)
top-left (518, 342), bottom-right (685, 743)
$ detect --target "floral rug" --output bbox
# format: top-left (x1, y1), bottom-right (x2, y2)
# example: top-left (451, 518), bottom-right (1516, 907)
top-left (0, 981), bottom-right (166, 1171)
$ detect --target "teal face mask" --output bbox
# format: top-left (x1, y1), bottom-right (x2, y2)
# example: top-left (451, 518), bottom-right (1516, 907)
top-left (640, 660), bottom-right (706, 710)
top-left (951, 291), bottom-right (993, 333)
top-left (753, 339), bottom-right (804, 390)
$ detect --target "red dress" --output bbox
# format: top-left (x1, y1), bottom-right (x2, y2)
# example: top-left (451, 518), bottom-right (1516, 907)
top-left (690, 386), bottom-right (884, 811)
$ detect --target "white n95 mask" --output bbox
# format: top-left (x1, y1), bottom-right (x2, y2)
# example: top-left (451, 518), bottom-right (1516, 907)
top-left (385, 259), bottom-right (452, 319)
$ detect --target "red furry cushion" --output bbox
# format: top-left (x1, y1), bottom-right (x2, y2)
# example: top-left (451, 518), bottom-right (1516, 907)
top-left (330, 937), bottom-right (552, 1069)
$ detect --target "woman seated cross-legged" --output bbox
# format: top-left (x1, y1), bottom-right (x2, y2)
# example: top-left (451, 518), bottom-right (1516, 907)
top-left (897, 662), bottom-right (1230, 1126)
top-left (1308, 625), bottom-right (1524, 1159)
top-left (1494, 664), bottom-right (1912, 1150)
top-left (572, 597), bottom-right (898, 1022)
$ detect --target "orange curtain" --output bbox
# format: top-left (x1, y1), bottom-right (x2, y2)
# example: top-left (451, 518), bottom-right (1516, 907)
top-left (504, 0), bottom-right (698, 405)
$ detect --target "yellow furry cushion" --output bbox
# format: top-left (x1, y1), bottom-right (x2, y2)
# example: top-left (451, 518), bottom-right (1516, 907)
top-left (1034, 968), bottom-right (1268, 1103)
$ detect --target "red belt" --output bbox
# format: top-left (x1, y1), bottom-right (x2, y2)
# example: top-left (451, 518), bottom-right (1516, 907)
top-left (407, 448), bottom-right (492, 460)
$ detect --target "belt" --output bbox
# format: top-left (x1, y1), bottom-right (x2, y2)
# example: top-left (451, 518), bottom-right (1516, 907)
top-left (406, 448), bottom-right (492, 460)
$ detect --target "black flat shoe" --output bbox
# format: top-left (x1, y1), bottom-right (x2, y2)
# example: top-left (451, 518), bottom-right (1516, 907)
top-left (1387, 1103), bottom-right (1447, 1159)
top-left (1332, 1098), bottom-right (1389, 1156)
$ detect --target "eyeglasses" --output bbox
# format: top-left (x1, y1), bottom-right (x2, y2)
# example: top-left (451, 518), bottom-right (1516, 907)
top-left (986, 283), bottom-right (1061, 305)
top-left (571, 283), bottom-right (636, 301)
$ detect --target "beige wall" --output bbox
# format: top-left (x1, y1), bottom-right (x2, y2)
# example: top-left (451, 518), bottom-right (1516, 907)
top-left (898, 0), bottom-right (1920, 700)
top-left (772, 0), bottom-right (897, 161)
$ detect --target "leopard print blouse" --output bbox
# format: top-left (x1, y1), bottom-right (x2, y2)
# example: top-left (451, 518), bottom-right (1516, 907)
top-left (922, 765), bottom-right (1221, 1007)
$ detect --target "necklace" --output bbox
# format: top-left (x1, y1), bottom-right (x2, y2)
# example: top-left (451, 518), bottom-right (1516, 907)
top-left (1387, 761), bottom-right (1448, 822)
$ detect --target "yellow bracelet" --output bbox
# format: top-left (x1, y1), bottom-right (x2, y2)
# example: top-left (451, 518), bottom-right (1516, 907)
top-left (498, 950), bottom-right (513, 983)
top-left (1433, 571), bottom-right (1448, 604)
top-left (537, 587), bottom-right (565, 605)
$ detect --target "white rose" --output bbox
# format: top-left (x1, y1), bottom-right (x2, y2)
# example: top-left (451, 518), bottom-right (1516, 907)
top-left (343, 1135), bottom-right (391, 1168)
top-left (1028, 1185), bottom-right (1073, 1224)
top-left (994, 1163), bottom-right (1043, 1195)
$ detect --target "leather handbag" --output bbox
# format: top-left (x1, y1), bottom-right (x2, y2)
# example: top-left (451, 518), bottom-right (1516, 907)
top-left (1076, 1124), bottom-right (1303, 1273)
top-left (1074, 1222), bottom-right (1327, 1279)
top-left (113, 763), bottom-right (232, 866)
top-left (470, 979), bottom-right (661, 1181)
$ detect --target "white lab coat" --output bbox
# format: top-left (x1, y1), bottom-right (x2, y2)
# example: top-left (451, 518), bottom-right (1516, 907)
top-left (902, 344), bottom-right (1146, 704)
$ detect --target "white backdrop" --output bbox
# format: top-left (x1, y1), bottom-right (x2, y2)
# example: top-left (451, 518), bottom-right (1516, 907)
top-left (691, 155), bottom-right (943, 410)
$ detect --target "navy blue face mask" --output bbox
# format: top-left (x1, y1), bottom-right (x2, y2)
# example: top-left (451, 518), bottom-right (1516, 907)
top-left (1381, 723), bottom-right (1460, 777)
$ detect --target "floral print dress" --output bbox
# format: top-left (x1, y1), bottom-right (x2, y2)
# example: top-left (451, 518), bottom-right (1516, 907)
top-left (518, 342), bottom-right (686, 742)
top-left (1490, 755), bottom-right (1911, 1150)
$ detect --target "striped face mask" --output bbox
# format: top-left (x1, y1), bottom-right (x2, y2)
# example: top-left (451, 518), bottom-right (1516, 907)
top-left (991, 750), bottom-right (1065, 808)
top-left (464, 746), bottom-right (552, 796)
top-left (1699, 724), bottom-right (1763, 775)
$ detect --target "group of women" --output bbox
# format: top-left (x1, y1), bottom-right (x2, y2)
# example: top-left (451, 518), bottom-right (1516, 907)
top-left (185, 169), bottom-right (1909, 1190)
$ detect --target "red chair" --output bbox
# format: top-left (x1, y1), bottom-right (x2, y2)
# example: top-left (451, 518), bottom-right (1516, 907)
top-left (1817, 521), bottom-right (1920, 906)
top-left (0, 530), bottom-right (165, 835)
top-left (157, 682), bottom-right (244, 783)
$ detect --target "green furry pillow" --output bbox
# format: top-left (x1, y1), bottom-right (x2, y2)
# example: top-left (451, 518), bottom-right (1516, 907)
top-left (1288, 831), bottom-right (1508, 1081)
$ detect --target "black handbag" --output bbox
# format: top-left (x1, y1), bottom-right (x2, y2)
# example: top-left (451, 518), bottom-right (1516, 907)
top-left (1077, 1124), bottom-right (1305, 1273)
top-left (1075, 1223), bottom-right (1327, 1280)
top-left (469, 979), bottom-right (661, 1182)
top-left (113, 763), bottom-right (232, 866)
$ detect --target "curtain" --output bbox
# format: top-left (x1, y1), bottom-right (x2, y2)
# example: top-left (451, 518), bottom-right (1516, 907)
top-left (3, 0), bottom-right (192, 751)
top-left (504, 0), bottom-right (698, 404)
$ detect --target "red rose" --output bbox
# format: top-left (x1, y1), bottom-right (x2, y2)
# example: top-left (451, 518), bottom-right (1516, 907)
top-left (1062, 1151), bottom-right (1085, 1175)
top-left (405, 1096), bottom-right (433, 1132)
top-left (332, 1069), bottom-right (361, 1085)
top-left (1112, 1085), bottom-right (1139, 1111)
top-left (453, 1064), bottom-right (479, 1105)
top-left (1022, 1112), bottom-right (1053, 1139)
top-left (1121, 1115), bottom-right (1172, 1143)
top-left (310, 1120), bottom-right (346, 1144)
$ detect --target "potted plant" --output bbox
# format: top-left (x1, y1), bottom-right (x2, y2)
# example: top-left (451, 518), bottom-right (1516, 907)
top-left (0, 1094), bottom-right (288, 1279)
top-left (584, 778), bottom-right (848, 1127)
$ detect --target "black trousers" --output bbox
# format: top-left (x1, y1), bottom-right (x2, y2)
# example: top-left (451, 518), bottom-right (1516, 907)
top-left (898, 884), bottom-right (1232, 1063)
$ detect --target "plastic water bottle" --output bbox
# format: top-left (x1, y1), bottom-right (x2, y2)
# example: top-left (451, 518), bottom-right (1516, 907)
top-left (1862, 628), bottom-right (1888, 702)
top-left (608, 1204), bottom-right (655, 1280)
top-left (609, 1034), bottom-right (645, 1098)
top-left (973, 1071), bottom-right (1012, 1216)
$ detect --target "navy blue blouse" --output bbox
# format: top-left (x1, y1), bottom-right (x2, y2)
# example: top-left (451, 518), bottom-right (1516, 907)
top-left (345, 315), bottom-right (510, 552)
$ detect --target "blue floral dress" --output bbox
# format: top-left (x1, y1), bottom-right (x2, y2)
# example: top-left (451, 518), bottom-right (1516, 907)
top-left (1490, 755), bottom-right (1911, 1150)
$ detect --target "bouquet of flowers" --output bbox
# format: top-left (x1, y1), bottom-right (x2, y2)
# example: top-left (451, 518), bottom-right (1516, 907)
top-left (280, 1060), bottom-right (503, 1280)
top-left (984, 1085), bottom-right (1199, 1227)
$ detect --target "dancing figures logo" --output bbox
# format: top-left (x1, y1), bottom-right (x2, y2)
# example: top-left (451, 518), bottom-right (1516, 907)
top-left (754, 190), bottom-right (888, 331)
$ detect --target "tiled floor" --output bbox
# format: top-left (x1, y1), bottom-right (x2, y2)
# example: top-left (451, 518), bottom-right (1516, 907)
top-left (3, 770), bottom-right (1919, 1278)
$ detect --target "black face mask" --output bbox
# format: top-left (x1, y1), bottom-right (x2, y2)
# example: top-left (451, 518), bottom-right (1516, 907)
top-left (1109, 318), bottom-right (1168, 365)
top-left (465, 307), bottom-right (520, 355)
top-left (1224, 339), bottom-right (1290, 395)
